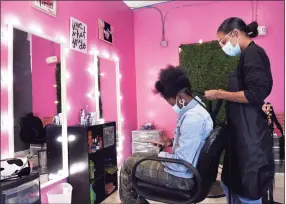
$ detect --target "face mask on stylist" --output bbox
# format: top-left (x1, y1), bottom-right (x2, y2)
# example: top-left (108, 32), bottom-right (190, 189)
top-left (221, 31), bottom-right (241, 57)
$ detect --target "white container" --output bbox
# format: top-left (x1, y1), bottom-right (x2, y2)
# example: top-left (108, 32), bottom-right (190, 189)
top-left (131, 130), bottom-right (164, 143)
top-left (132, 142), bottom-right (160, 154)
top-left (46, 183), bottom-right (73, 204)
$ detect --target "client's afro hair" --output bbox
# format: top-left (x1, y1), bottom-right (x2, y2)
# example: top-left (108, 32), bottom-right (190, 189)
top-left (154, 65), bottom-right (192, 99)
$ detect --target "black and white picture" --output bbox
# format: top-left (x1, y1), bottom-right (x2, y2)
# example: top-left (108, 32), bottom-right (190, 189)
top-left (31, 0), bottom-right (57, 16)
top-left (70, 17), bottom-right (87, 53)
top-left (103, 126), bottom-right (115, 148)
top-left (98, 19), bottom-right (114, 45)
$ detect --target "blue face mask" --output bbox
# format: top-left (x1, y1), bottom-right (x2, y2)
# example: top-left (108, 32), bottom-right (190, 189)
top-left (172, 97), bottom-right (185, 114)
top-left (172, 104), bottom-right (181, 114)
top-left (222, 40), bottom-right (241, 57)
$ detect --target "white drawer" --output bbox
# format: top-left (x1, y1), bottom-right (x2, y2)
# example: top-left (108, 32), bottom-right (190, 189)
top-left (132, 130), bottom-right (163, 143)
top-left (132, 142), bottom-right (160, 154)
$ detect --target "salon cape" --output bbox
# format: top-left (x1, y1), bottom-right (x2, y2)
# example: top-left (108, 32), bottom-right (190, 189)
top-left (221, 41), bottom-right (275, 200)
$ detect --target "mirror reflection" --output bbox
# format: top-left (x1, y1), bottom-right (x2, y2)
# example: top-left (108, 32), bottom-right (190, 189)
top-left (13, 28), bottom-right (63, 184)
top-left (98, 57), bottom-right (118, 127)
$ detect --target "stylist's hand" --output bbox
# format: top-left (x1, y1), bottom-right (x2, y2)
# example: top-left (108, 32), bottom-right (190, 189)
top-left (204, 89), bottom-right (222, 100)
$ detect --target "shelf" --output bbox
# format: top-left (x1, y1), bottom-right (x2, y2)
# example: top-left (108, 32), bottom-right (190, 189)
top-left (90, 174), bottom-right (104, 183)
top-left (89, 149), bottom-right (103, 155)
top-left (104, 166), bottom-right (118, 175)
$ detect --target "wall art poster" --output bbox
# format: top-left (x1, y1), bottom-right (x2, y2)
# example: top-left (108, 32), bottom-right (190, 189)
top-left (98, 19), bottom-right (114, 45)
top-left (31, 0), bottom-right (57, 16)
top-left (70, 17), bottom-right (87, 53)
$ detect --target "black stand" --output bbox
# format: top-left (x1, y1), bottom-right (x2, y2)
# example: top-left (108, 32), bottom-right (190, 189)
top-left (207, 180), bottom-right (225, 198)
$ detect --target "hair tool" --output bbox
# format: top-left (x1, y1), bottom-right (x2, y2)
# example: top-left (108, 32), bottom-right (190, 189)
top-left (0, 152), bottom-right (37, 182)
top-left (263, 103), bottom-right (284, 204)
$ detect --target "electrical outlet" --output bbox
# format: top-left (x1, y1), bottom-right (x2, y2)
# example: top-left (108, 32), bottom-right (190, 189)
top-left (161, 40), bottom-right (168, 47)
top-left (258, 26), bottom-right (266, 36)
top-left (46, 56), bottom-right (58, 64)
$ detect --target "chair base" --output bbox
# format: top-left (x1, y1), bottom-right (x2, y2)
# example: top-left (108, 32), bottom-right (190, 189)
top-left (207, 180), bottom-right (225, 198)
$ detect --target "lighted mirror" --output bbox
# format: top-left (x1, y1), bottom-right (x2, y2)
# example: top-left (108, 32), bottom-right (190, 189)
top-left (94, 53), bottom-right (123, 159)
top-left (7, 24), bottom-right (68, 187)
top-left (98, 58), bottom-right (118, 124)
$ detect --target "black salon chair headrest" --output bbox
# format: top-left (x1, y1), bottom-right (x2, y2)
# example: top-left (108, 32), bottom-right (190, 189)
top-left (19, 113), bottom-right (46, 145)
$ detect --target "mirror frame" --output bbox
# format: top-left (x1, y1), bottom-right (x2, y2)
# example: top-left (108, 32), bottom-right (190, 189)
top-left (94, 53), bottom-right (123, 161)
top-left (7, 23), bottom-right (69, 188)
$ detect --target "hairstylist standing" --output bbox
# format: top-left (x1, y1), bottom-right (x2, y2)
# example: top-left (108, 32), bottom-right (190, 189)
top-left (204, 17), bottom-right (274, 204)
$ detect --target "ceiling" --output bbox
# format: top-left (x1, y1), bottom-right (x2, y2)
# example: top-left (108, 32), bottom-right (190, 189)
top-left (123, 1), bottom-right (169, 9)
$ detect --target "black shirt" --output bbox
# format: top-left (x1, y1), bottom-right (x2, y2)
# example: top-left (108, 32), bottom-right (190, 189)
top-left (239, 41), bottom-right (273, 105)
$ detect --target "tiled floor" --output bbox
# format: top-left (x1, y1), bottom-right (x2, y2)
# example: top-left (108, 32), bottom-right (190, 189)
top-left (102, 174), bottom-right (284, 204)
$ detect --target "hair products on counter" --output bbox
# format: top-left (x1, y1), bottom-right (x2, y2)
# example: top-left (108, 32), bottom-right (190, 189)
top-left (90, 183), bottom-right (96, 204)
top-left (96, 136), bottom-right (100, 150)
top-left (98, 137), bottom-right (103, 149)
top-left (89, 160), bottom-right (94, 179)
top-left (92, 139), bottom-right (97, 153)
top-left (88, 131), bottom-right (93, 153)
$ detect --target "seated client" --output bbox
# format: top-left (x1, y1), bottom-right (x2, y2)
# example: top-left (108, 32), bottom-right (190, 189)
top-left (119, 65), bottom-right (213, 204)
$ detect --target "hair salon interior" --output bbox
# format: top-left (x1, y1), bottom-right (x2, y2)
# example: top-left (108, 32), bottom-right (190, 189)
top-left (0, 0), bottom-right (285, 204)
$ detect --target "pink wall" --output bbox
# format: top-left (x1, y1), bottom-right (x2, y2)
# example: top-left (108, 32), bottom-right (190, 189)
top-left (134, 1), bottom-right (285, 137)
top-left (99, 58), bottom-right (118, 125)
top-left (1, 0), bottom-right (137, 201)
top-left (31, 35), bottom-right (60, 119)
top-left (66, 50), bottom-right (96, 125)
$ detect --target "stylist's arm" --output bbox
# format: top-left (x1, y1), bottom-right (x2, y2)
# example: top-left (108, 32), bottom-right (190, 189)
top-left (204, 49), bottom-right (272, 105)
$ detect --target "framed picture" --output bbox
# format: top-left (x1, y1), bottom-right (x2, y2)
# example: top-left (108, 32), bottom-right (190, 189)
top-left (31, 0), bottom-right (57, 17)
top-left (98, 19), bottom-right (114, 45)
top-left (70, 17), bottom-right (87, 53)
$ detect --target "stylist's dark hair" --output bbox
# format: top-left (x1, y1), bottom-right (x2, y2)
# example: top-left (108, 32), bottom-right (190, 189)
top-left (154, 65), bottom-right (192, 99)
top-left (217, 17), bottom-right (258, 38)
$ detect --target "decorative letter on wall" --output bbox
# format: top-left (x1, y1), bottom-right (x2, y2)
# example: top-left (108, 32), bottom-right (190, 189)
top-left (31, 0), bottom-right (57, 17)
top-left (70, 17), bottom-right (87, 53)
top-left (98, 19), bottom-right (114, 45)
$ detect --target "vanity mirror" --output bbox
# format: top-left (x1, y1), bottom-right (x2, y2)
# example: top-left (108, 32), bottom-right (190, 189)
top-left (7, 24), bottom-right (68, 187)
top-left (94, 53), bottom-right (123, 161)
top-left (98, 58), bottom-right (117, 124)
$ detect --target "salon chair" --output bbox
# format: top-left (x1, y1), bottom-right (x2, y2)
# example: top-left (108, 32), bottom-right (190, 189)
top-left (20, 113), bottom-right (47, 174)
top-left (20, 113), bottom-right (46, 145)
top-left (131, 124), bottom-right (226, 204)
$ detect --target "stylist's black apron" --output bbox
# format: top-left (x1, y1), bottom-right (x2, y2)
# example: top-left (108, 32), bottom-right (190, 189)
top-left (221, 69), bottom-right (275, 200)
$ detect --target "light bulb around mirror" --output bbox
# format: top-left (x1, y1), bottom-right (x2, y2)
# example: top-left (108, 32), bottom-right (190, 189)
top-left (102, 51), bottom-right (110, 59)
top-left (59, 36), bottom-right (67, 44)
top-left (1, 69), bottom-right (9, 88)
top-left (112, 54), bottom-right (119, 61)
top-left (68, 135), bottom-right (76, 142)
top-left (56, 136), bottom-right (62, 143)
top-left (5, 15), bottom-right (21, 26)
top-left (29, 24), bottom-right (43, 35)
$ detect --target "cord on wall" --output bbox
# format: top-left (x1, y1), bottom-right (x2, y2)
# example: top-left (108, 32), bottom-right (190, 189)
top-left (250, 0), bottom-right (259, 22)
top-left (146, 2), bottom-right (218, 48)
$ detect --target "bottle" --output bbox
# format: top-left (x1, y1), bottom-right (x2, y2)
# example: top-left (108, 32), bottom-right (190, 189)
top-left (92, 182), bottom-right (96, 203)
top-left (90, 183), bottom-right (95, 204)
top-left (80, 109), bottom-right (86, 126)
top-left (99, 137), bottom-right (103, 149)
top-left (92, 139), bottom-right (97, 153)
top-left (87, 113), bottom-right (91, 126)
top-left (53, 114), bottom-right (60, 126)
top-left (96, 136), bottom-right (100, 150)
top-left (89, 161), bottom-right (94, 179)
top-left (88, 131), bottom-right (93, 153)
